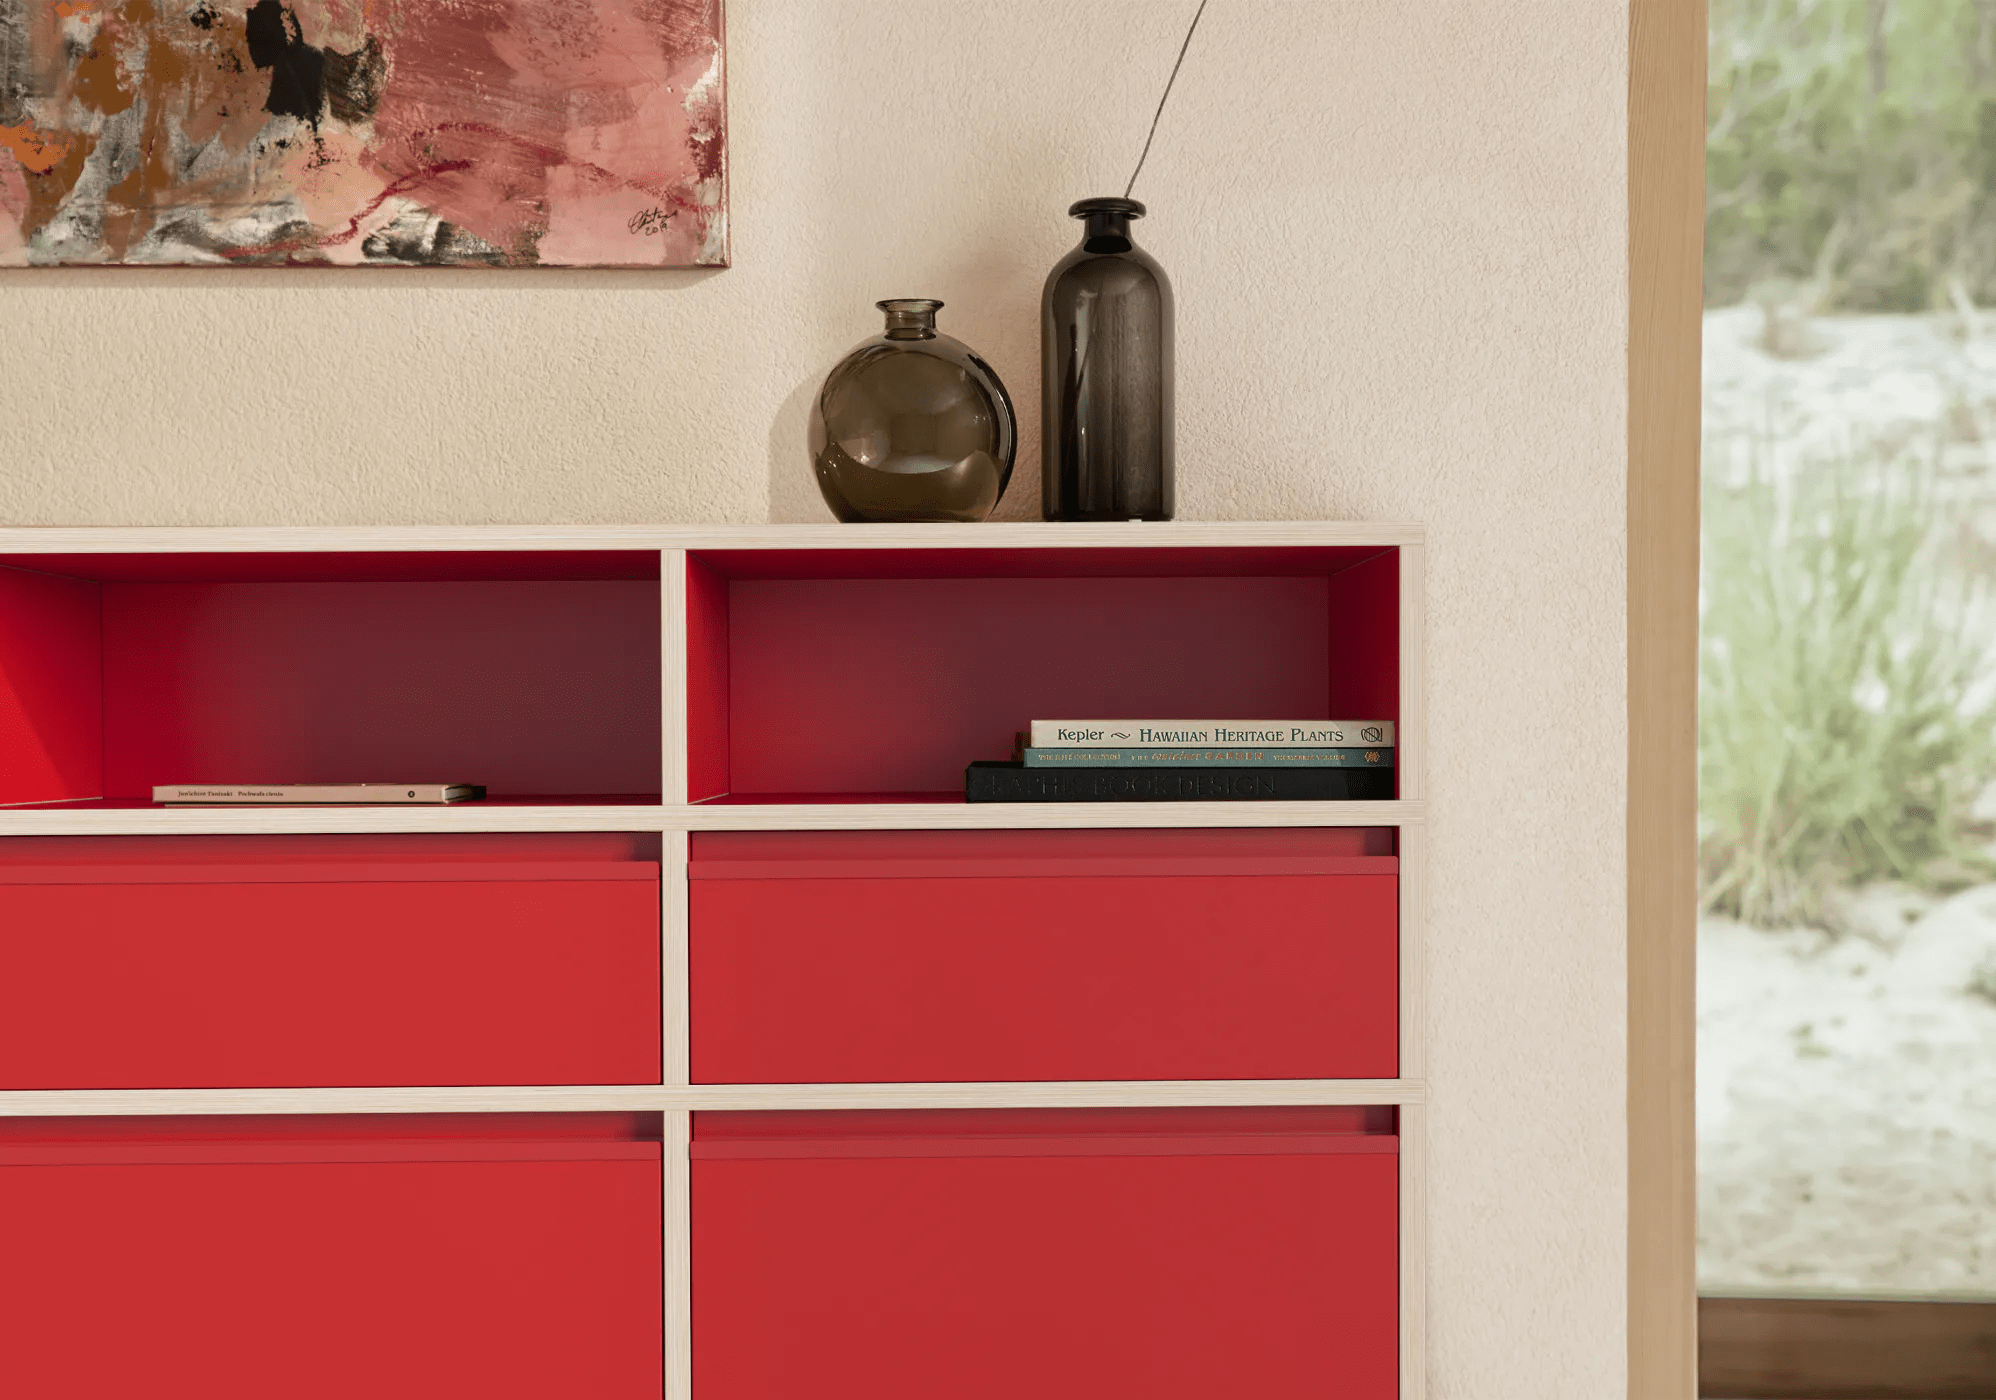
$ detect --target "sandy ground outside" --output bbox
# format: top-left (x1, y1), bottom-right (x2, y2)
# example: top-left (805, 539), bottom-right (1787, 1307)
top-left (1700, 304), bottom-right (1996, 1297)
top-left (1705, 302), bottom-right (1996, 483)
top-left (1699, 895), bottom-right (1996, 1296)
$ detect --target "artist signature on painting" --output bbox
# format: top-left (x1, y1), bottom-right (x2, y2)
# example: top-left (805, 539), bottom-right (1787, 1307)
top-left (628, 205), bottom-right (677, 236)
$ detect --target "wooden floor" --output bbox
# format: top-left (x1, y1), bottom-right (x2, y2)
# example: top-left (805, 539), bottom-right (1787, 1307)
top-left (1700, 1297), bottom-right (1996, 1399)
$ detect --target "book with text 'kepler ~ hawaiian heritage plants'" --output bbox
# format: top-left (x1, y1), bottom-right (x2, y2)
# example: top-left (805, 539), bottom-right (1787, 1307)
top-left (1028, 721), bottom-right (1394, 749)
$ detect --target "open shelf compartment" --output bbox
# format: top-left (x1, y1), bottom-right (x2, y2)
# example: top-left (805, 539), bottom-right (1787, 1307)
top-left (0, 551), bottom-right (663, 809)
top-left (684, 545), bottom-right (1401, 805)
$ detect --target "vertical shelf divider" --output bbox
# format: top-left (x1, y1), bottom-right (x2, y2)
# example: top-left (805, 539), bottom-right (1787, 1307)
top-left (664, 1106), bottom-right (693, 1400)
top-left (661, 550), bottom-right (695, 1400)
top-left (663, 829), bottom-right (690, 1088)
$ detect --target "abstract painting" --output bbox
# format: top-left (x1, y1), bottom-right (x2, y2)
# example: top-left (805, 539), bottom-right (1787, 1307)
top-left (0, 0), bottom-right (727, 266)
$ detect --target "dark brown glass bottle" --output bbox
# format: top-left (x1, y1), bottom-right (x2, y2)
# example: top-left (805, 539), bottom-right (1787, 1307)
top-left (809, 299), bottom-right (1017, 523)
top-left (1041, 197), bottom-right (1174, 520)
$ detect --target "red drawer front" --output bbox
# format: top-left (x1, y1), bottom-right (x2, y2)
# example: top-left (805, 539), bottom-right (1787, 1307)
top-left (0, 835), bottom-right (661, 1089)
top-left (691, 829), bottom-right (1398, 1083)
top-left (693, 1106), bottom-right (1399, 1400)
top-left (0, 1115), bottom-right (663, 1399)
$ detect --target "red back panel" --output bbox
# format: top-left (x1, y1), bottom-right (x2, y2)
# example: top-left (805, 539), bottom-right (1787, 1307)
top-left (687, 554), bottom-right (732, 803)
top-left (691, 829), bottom-right (1396, 1083)
top-left (1325, 549), bottom-right (1400, 795)
top-left (0, 1126), bottom-right (662, 1399)
top-left (0, 565), bottom-right (102, 806)
top-left (693, 1107), bottom-right (1398, 1400)
top-left (0, 846), bottom-right (662, 1088)
top-left (722, 574), bottom-right (1332, 796)
top-left (98, 580), bottom-right (661, 798)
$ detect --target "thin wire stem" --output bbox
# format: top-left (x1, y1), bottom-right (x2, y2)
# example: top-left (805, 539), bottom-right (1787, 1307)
top-left (1124, 0), bottom-right (1212, 199)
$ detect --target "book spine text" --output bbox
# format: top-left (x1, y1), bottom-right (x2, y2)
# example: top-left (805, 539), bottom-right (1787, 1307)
top-left (1030, 721), bottom-right (1396, 748)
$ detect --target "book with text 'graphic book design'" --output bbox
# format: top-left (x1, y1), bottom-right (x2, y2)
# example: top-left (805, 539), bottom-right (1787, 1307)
top-left (1022, 747), bottom-right (1393, 769)
top-left (1029, 720), bottom-right (1395, 749)
top-left (965, 762), bottom-right (1395, 803)
top-left (154, 784), bottom-right (487, 805)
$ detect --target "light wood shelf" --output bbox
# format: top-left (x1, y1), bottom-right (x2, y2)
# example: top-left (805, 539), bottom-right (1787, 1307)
top-left (0, 521), bottom-right (1424, 554)
top-left (0, 799), bottom-right (1425, 836)
top-left (682, 800), bottom-right (1423, 830)
top-left (0, 803), bottom-right (673, 836)
top-left (0, 1079), bottom-right (1428, 1119)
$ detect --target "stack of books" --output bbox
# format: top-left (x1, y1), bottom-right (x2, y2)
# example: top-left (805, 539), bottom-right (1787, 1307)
top-left (965, 721), bottom-right (1395, 802)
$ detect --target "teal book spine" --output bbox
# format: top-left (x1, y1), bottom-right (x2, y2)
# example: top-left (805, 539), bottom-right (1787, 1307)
top-left (966, 762), bottom-right (1395, 802)
top-left (1021, 747), bottom-right (1393, 768)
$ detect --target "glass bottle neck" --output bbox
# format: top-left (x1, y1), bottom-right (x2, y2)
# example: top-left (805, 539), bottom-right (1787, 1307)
top-left (879, 301), bottom-right (940, 339)
top-left (1081, 212), bottom-right (1134, 255)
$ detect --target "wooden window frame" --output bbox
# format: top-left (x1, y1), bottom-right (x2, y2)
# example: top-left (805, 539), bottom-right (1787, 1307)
top-left (1698, 1296), bottom-right (1996, 1398)
top-left (1628, 0), bottom-right (1703, 1396)
top-left (1630, 10), bottom-right (1996, 1397)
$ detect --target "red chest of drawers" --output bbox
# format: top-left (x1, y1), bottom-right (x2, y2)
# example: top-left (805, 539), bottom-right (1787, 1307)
top-left (0, 530), bottom-right (1425, 1400)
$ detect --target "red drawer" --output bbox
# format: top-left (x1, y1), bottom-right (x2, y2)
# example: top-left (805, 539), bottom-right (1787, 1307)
top-left (0, 1114), bottom-right (663, 1399)
top-left (693, 1106), bottom-right (1398, 1400)
top-left (690, 828), bottom-right (1397, 1083)
top-left (0, 834), bottom-right (661, 1089)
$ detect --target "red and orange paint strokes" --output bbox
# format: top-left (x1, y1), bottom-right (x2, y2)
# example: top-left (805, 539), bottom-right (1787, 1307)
top-left (0, 0), bottom-right (727, 265)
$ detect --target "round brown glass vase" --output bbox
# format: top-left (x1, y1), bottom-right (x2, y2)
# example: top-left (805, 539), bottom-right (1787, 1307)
top-left (810, 299), bottom-right (1017, 523)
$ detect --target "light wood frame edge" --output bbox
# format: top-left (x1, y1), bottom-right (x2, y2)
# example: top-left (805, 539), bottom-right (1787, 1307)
top-left (1629, 0), bottom-right (1703, 1395)
top-left (1397, 540), bottom-right (1428, 1399)
top-left (1398, 544), bottom-right (1425, 804)
top-left (0, 1078), bottom-right (1430, 1116)
top-left (1400, 1099), bottom-right (1428, 1400)
top-left (0, 521), bottom-right (1425, 553)
top-left (1397, 824), bottom-right (1428, 1089)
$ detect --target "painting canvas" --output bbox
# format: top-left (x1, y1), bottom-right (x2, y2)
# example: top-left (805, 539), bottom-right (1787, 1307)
top-left (0, 0), bottom-right (727, 266)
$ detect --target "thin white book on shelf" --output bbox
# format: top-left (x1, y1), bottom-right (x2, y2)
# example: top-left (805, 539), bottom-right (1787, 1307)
top-left (153, 784), bottom-right (487, 805)
top-left (1029, 721), bottom-right (1395, 749)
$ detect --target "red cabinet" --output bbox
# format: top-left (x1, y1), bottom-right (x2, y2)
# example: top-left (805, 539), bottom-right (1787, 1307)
top-left (0, 537), bottom-right (1418, 1393)
top-left (691, 829), bottom-right (1398, 1083)
top-left (0, 834), bottom-right (661, 1089)
top-left (693, 1106), bottom-right (1399, 1400)
top-left (0, 1114), bottom-right (664, 1399)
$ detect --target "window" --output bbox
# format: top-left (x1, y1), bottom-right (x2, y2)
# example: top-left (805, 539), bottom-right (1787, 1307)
top-left (1698, 1), bottom-right (1996, 1390)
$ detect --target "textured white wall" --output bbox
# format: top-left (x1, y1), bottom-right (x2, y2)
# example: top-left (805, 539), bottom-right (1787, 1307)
top-left (0, 0), bottom-right (1631, 1392)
